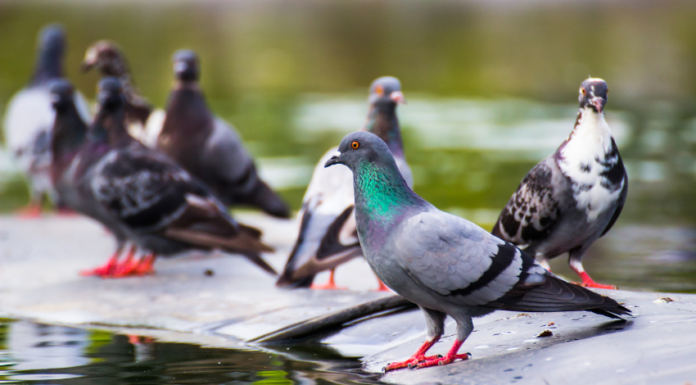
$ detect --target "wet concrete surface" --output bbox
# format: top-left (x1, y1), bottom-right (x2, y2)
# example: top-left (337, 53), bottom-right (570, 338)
top-left (0, 215), bottom-right (695, 384)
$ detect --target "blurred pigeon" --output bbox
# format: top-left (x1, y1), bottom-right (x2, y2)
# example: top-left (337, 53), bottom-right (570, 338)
top-left (3, 24), bottom-right (90, 216)
top-left (53, 77), bottom-right (275, 278)
top-left (492, 78), bottom-right (627, 290)
top-left (81, 40), bottom-right (165, 146)
top-left (156, 50), bottom-right (290, 218)
top-left (325, 131), bottom-right (630, 370)
top-left (276, 76), bottom-right (412, 290)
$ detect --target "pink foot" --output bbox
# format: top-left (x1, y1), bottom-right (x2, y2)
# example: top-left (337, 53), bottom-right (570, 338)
top-left (16, 204), bottom-right (42, 218)
top-left (574, 272), bottom-right (618, 290)
top-left (310, 270), bottom-right (346, 290)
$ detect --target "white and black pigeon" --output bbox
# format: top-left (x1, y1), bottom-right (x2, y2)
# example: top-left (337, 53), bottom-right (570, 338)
top-left (51, 77), bottom-right (276, 278)
top-left (156, 50), bottom-right (290, 218)
top-left (325, 131), bottom-right (630, 370)
top-left (3, 24), bottom-right (90, 216)
top-left (492, 78), bottom-right (627, 290)
top-left (81, 40), bottom-right (165, 146)
top-left (276, 76), bottom-right (413, 290)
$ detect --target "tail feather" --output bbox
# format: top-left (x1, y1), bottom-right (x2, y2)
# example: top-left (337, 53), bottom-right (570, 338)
top-left (489, 273), bottom-right (631, 319)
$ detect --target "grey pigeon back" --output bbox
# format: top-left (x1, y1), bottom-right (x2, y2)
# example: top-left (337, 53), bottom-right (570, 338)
top-left (157, 50), bottom-right (290, 219)
top-left (325, 130), bottom-right (629, 371)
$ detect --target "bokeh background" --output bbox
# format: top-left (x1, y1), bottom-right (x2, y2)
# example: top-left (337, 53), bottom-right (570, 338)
top-left (1, 0), bottom-right (695, 291)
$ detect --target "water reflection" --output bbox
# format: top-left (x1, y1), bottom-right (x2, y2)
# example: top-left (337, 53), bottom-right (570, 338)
top-left (0, 320), bottom-right (381, 385)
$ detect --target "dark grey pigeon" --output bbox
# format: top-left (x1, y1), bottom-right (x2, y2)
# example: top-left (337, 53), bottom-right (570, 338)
top-left (276, 76), bottom-right (413, 290)
top-left (492, 78), bottom-right (627, 290)
top-left (81, 40), bottom-right (164, 145)
top-left (3, 24), bottom-right (90, 216)
top-left (325, 131), bottom-right (630, 370)
top-left (156, 50), bottom-right (290, 218)
top-left (53, 77), bottom-right (276, 278)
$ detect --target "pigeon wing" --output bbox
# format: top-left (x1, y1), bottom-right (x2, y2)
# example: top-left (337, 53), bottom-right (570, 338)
top-left (396, 211), bottom-right (629, 316)
top-left (395, 211), bottom-right (528, 306)
top-left (492, 158), bottom-right (562, 246)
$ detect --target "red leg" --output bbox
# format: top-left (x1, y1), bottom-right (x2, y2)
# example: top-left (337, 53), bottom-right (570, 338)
top-left (384, 337), bottom-right (442, 372)
top-left (16, 202), bottom-right (42, 218)
top-left (575, 271), bottom-right (618, 290)
top-left (80, 248), bottom-right (123, 276)
top-left (569, 259), bottom-right (617, 290)
top-left (111, 246), bottom-right (139, 277)
top-left (133, 253), bottom-right (157, 276)
top-left (416, 339), bottom-right (470, 368)
top-left (374, 276), bottom-right (391, 292)
top-left (311, 269), bottom-right (346, 290)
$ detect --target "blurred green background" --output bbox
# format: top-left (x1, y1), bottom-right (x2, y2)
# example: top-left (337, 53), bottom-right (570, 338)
top-left (0, 0), bottom-right (695, 292)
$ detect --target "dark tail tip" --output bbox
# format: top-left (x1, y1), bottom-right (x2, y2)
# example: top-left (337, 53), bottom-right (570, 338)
top-left (275, 273), bottom-right (314, 289)
top-left (251, 181), bottom-right (291, 219)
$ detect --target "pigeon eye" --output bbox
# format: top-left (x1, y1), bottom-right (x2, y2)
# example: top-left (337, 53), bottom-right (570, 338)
top-left (374, 85), bottom-right (384, 96)
top-left (580, 88), bottom-right (586, 95)
top-left (351, 141), bottom-right (360, 149)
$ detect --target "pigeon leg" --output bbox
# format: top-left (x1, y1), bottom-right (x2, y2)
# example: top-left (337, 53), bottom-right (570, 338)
top-left (16, 202), bottom-right (42, 218)
top-left (80, 245), bottom-right (124, 276)
top-left (383, 336), bottom-right (441, 372)
top-left (375, 276), bottom-right (391, 292)
top-left (133, 253), bottom-right (157, 276)
top-left (310, 269), bottom-right (346, 290)
top-left (110, 246), bottom-right (139, 278)
top-left (416, 339), bottom-right (470, 368)
top-left (569, 253), bottom-right (617, 290)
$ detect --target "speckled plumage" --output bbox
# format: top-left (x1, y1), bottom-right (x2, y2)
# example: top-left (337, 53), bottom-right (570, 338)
top-left (54, 77), bottom-right (276, 276)
top-left (492, 78), bottom-right (627, 289)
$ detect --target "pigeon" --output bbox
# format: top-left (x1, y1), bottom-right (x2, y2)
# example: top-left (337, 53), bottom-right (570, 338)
top-left (156, 50), bottom-right (290, 218)
top-left (491, 78), bottom-right (627, 290)
top-left (325, 131), bottom-right (630, 370)
top-left (3, 24), bottom-right (90, 216)
top-left (81, 40), bottom-right (165, 146)
top-left (51, 77), bottom-right (276, 278)
top-left (276, 76), bottom-right (413, 290)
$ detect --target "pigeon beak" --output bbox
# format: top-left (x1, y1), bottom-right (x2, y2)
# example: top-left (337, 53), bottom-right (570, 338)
top-left (390, 91), bottom-right (406, 104)
top-left (324, 151), bottom-right (342, 168)
top-left (590, 97), bottom-right (605, 114)
top-left (80, 61), bottom-right (94, 73)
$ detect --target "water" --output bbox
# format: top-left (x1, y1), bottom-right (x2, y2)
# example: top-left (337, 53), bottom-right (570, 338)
top-left (0, 0), bottom-right (696, 381)
top-left (0, 319), bottom-right (380, 384)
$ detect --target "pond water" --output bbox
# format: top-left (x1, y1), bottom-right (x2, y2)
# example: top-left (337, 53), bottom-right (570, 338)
top-left (0, 319), bottom-right (381, 384)
top-left (0, 0), bottom-right (695, 382)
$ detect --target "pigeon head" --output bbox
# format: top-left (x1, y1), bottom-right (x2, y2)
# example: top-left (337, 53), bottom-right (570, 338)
top-left (97, 77), bottom-right (125, 109)
top-left (38, 24), bottom-right (66, 56)
top-left (369, 76), bottom-right (405, 107)
top-left (173, 49), bottom-right (200, 82)
top-left (578, 78), bottom-right (608, 114)
top-left (49, 79), bottom-right (75, 109)
top-left (82, 40), bottom-right (129, 77)
top-left (325, 131), bottom-right (396, 171)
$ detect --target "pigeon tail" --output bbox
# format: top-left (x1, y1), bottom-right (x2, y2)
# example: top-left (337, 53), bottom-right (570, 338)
top-left (488, 272), bottom-right (631, 319)
top-left (240, 180), bottom-right (291, 219)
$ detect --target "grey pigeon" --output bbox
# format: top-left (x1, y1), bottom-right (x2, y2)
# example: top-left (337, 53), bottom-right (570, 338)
top-left (3, 24), bottom-right (90, 216)
top-left (51, 77), bottom-right (276, 278)
top-left (276, 76), bottom-right (413, 290)
top-left (81, 40), bottom-right (165, 146)
top-left (325, 131), bottom-right (630, 370)
top-left (156, 50), bottom-right (290, 218)
top-left (492, 78), bottom-right (627, 290)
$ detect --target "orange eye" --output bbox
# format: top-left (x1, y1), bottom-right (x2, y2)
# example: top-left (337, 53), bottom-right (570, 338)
top-left (351, 141), bottom-right (360, 149)
top-left (374, 85), bottom-right (384, 96)
top-left (581, 88), bottom-right (586, 95)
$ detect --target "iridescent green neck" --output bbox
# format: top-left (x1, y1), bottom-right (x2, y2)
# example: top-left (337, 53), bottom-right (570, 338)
top-left (365, 103), bottom-right (404, 158)
top-left (354, 160), bottom-right (423, 222)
